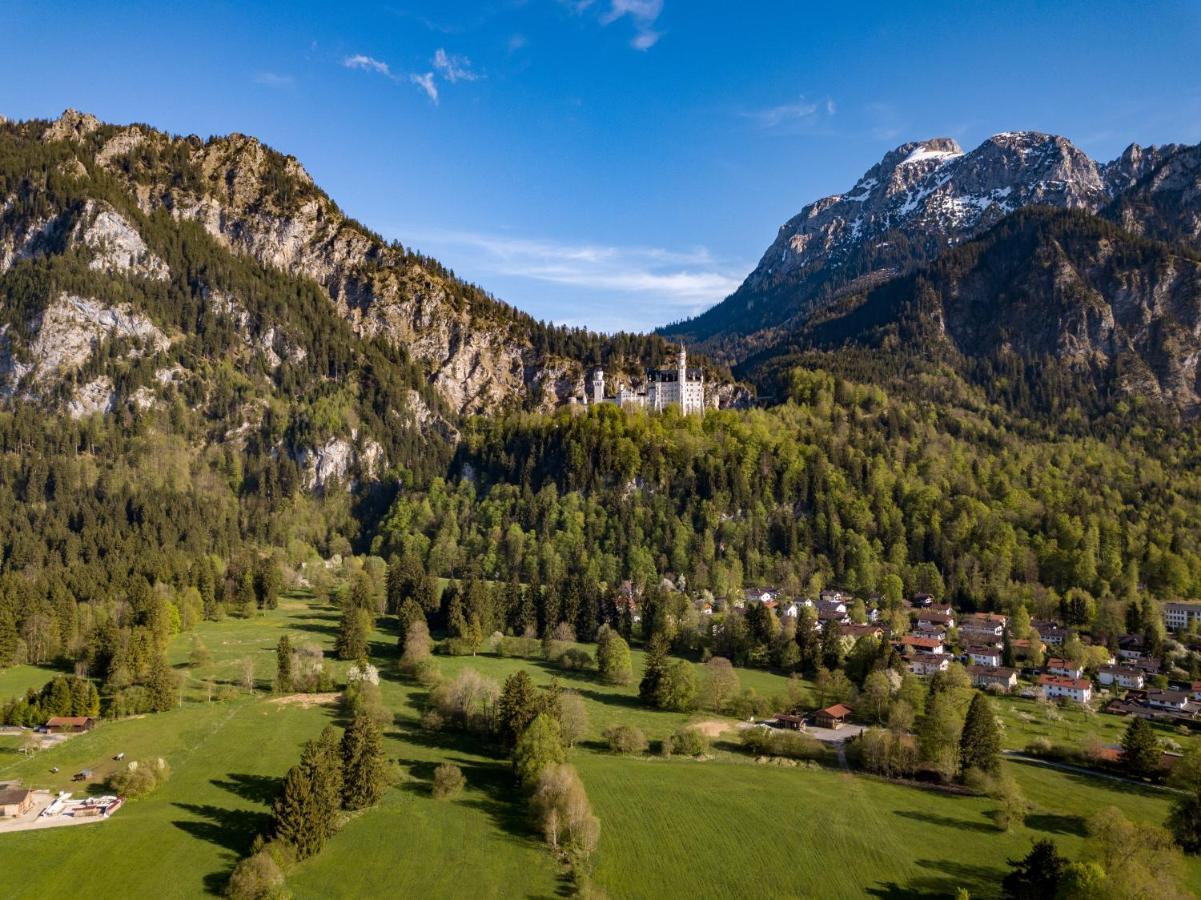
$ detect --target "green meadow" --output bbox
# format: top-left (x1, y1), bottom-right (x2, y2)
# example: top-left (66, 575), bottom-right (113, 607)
top-left (1, 594), bottom-right (1197, 899)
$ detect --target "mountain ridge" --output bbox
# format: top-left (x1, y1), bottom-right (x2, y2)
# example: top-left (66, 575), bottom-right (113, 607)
top-left (662, 130), bottom-right (1201, 367)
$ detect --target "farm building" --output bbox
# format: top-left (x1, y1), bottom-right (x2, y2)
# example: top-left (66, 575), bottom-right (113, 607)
top-left (0, 785), bottom-right (34, 818)
top-left (46, 716), bottom-right (97, 734)
top-left (813, 704), bottom-right (853, 729)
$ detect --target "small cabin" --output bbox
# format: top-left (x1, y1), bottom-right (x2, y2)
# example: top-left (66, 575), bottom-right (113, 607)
top-left (813, 704), bottom-right (853, 729)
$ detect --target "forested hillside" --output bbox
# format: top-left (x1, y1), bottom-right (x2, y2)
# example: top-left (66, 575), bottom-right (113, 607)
top-left (367, 367), bottom-right (1201, 646)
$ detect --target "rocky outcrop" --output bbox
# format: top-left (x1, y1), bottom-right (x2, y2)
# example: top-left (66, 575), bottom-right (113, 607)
top-left (295, 431), bottom-right (386, 490)
top-left (73, 201), bottom-right (170, 280)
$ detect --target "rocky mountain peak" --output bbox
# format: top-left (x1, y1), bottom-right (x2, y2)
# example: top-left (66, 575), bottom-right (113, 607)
top-left (41, 108), bottom-right (102, 144)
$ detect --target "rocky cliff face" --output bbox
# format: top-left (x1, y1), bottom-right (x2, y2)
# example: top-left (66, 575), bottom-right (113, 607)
top-left (666, 132), bottom-right (1201, 363)
top-left (790, 209), bottom-right (1201, 413)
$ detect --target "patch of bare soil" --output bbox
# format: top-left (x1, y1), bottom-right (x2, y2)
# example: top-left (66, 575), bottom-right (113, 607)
top-left (267, 692), bottom-right (341, 708)
top-left (689, 720), bottom-right (735, 738)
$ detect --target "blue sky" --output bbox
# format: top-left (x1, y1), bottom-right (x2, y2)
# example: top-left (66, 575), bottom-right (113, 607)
top-left (2, 1), bottom-right (1199, 332)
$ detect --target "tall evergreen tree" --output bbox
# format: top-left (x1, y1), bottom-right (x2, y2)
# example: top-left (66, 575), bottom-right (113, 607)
top-left (275, 635), bottom-right (293, 693)
top-left (335, 606), bottom-right (371, 661)
top-left (639, 633), bottom-right (670, 705)
top-left (341, 712), bottom-right (388, 810)
top-left (959, 691), bottom-right (1001, 775)
top-left (1120, 716), bottom-right (1161, 778)
top-left (498, 670), bottom-right (540, 747)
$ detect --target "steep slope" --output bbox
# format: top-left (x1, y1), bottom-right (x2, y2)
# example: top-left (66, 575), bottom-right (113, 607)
top-left (664, 132), bottom-right (1200, 365)
top-left (2, 111), bottom-right (704, 422)
top-left (755, 208), bottom-right (1201, 414)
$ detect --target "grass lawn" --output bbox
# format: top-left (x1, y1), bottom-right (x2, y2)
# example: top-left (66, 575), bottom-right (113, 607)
top-left (1, 594), bottom-right (1197, 899)
top-left (994, 692), bottom-right (1199, 755)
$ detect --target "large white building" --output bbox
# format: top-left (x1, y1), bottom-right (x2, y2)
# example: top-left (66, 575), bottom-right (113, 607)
top-left (1164, 601), bottom-right (1201, 631)
top-left (588, 343), bottom-right (706, 415)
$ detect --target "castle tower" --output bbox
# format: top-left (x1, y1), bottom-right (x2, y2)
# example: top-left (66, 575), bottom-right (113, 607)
top-left (592, 368), bottom-right (605, 404)
top-left (678, 342), bottom-right (687, 385)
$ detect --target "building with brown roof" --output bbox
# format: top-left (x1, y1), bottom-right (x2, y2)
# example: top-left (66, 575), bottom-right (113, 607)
top-left (0, 785), bottom-right (34, 818)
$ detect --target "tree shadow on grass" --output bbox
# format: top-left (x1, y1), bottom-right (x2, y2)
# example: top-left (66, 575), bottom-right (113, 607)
top-left (868, 857), bottom-right (1006, 898)
top-left (893, 809), bottom-right (997, 834)
top-left (1026, 812), bottom-right (1087, 836)
top-left (574, 687), bottom-right (645, 711)
top-left (171, 802), bottom-right (272, 854)
top-left (171, 802), bottom-right (273, 896)
top-left (211, 773), bottom-right (283, 806)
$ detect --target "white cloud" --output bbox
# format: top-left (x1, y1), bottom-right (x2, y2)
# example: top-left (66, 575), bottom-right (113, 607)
top-left (343, 54), bottom-right (394, 79)
top-left (411, 228), bottom-right (745, 308)
top-left (410, 72), bottom-right (439, 104)
top-left (433, 48), bottom-right (479, 83)
top-left (590, 0), bottom-right (665, 50)
top-left (743, 95), bottom-right (837, 130)
top-left (254, 72), bottom-right (293, 88)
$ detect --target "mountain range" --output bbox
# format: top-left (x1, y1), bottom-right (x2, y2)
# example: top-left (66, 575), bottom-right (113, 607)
top-left (662, 131), bottom-right (1201, 413)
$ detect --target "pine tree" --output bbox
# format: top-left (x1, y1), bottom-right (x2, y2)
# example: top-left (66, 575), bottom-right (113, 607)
top-left (1001, 629), bottom-right (1016, 668)
top-left (275, 635), bottom-right (293, 693)
top-left (959, 691), bottom-right (1001, 775)
top-left (639, 633), bottom-right (670, 705)
top-left (335, 606), bottom-right (371, 661)
top-left (0, 608), bottom-right (19, 666)
top-left (1120, 716), bottom-right (1160, 778)
top-left (499, 670), bottom-right (540, 747)
top-left (273, 763), bottom-right (323, 858)
top-left (147, 653), bottom-right (178, 711)
top-left (310, 726), bottom-right (344, 837)
top-left (341, 713), bottom-right (387, 810)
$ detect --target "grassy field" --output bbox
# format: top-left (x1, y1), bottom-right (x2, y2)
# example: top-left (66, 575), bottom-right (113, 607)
top-left (1, 595), bottom-right (1197, 899)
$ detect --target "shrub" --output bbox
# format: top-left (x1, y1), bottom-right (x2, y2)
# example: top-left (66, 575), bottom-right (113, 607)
top-left (532, 763), bottom-right (600, 865)
top-left (557, 648), bottom-right (593, 672)
top-left (399, 621), bottom-right (433, 674)
top-left (432, 763), bottom-right (466, 799)
top-left (498, 635), bottom-right (541, 658)
top-left (603, 724), bottom-right (648, 755)
top-left (438, 637), bottom-right (478, 657)
top-left (742, 727), bottom-right (825, 762)
top-left (109, 758), bottom-right (171, 799)
top-left (225, 849), bottom-right (287, 900)
top-left (669, 726), bottom-right (710, 757)
top-left (428, 669), bottom-right (500, 733)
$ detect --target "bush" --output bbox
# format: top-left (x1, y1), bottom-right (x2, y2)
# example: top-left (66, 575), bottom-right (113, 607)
top-left (603, 724), bottom-right (648, 755)
top-left (428, 669), bottom-right (500, 733)
top-left (109, 758), bottom-right (171, 799)
top-left (432, 763), bottom-right (465, 799)
top-left (557, 648), bottom-right (593, 672)
top-left (437, 637), bottom-right (478, 657)
top-left (225, 849), bottom-right (288, 900)
top-left (498, 635), bottom-right (541, 658)
top-left (668, 726), bottom-right (710, 757)
top-left (532, 763), bottom-right (600, 865)
top-left (742, 727), bottom-right (825, 761)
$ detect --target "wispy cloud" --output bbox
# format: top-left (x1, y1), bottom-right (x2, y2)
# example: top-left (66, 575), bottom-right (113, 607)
top-left (743, 94), bottom-right (837, 130)
top-left (568, 0), bottom-right (666, 50)
top-left (410, 72), bottom-right (439, 104)
top-left (343, 54), bottom-right (394, 79)
top-left (603, 0), bottom-right (665, 50)
top-left (433, 48), bottom-right (479, 83)
top-left (253, 72), bottom-right (293, 88)
top-left (411, 228), bottom-right (745, 314)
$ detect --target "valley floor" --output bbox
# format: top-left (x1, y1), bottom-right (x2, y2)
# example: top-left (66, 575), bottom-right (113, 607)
top-left (0, 596), bottom-right (1196, 899)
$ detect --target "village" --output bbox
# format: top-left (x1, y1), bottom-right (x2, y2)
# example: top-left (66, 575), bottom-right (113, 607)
top-left (628, 584), bottom-right (1201, 772)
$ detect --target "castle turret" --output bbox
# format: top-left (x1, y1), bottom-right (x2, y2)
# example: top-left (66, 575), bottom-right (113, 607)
top-left (592, 368), bottom-right (605, 404)
top-left (678, 342), bottom-right (687, 383)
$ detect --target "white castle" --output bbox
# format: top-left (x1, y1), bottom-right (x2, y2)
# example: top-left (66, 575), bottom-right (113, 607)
top-left (587, 343), bottom-right (706, 415)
